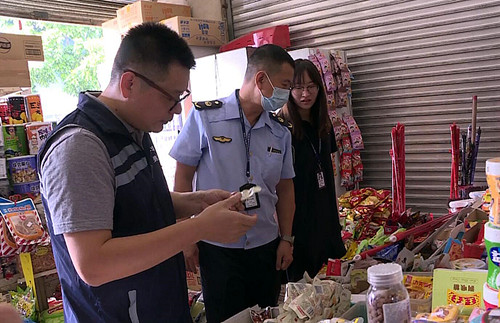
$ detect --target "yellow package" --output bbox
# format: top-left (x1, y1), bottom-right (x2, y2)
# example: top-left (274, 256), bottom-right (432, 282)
top-left (428, 305), bottom-right (459, 322)
top-left (341, 241), bottom-right (358, 261)
top-left (404, 274), bottom-right (433, 299)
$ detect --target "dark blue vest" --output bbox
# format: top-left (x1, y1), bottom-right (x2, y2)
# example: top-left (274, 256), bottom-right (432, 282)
top-left (38, 92), bottom-right (191, 323)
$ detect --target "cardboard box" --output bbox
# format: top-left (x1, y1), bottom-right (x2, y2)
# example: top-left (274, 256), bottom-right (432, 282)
top-left (0, 33), bottom-right (44, 61)
top-left (101, 17), bottom-right (120, 31)
top-left (161, 16), bottom-right (227, 47)
top-left (0, 60), bottom-right (31, 88)
top-left (117, 1), bottom-right (191, 33)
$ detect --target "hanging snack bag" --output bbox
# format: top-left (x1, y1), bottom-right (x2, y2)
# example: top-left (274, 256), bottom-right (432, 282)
top-left (343, 115), bottom-right (364, 150)
top-left (340, 152), bottom-right (353, 187)
top-left (0, 217), bottom-right (18, 256)
top-left (352, 150), bottom-right (363, 183)
top-left (0, 198), bottom-right (49, 249)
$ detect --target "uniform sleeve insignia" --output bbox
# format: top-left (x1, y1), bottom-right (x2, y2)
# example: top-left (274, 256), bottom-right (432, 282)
top-left (212, 136), bottom-right (232, 143)
top-left (269, 112), bottom-right (293, 129)
top-left (194, 100), bottom-right (223, 110)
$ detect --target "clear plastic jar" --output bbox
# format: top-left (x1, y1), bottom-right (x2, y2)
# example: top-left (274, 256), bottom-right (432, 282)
top-left (366, 263), bottom-right (411, 323)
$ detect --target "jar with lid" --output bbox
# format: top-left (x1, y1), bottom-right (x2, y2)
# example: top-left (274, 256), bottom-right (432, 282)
top-left (366, 263), bottom-right (411, 323)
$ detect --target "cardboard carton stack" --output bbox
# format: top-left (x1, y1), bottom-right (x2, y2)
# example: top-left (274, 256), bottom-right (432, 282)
top-left (102, 1), bottom-right (227, 48)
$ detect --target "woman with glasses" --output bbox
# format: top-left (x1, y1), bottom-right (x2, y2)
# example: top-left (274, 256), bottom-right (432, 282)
top-left (278, 59), bottom-right (346, 282)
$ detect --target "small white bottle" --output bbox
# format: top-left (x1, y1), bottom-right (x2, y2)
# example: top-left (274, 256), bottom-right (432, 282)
top-left (366, 263), bottom-right (411, 323)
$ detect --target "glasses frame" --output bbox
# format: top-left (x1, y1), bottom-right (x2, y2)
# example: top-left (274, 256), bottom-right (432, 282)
top-left (291, 84), bottom-right (320, 95)
top-left (124, 69), bottom-right (191, 111)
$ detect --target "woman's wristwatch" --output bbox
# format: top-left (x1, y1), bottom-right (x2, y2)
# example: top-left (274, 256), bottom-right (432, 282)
top-left (280, 234), bottom-right (295, 246)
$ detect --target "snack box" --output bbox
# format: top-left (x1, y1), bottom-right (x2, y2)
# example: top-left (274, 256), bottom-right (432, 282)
top-left (432, 269), bottom-right (487, 315)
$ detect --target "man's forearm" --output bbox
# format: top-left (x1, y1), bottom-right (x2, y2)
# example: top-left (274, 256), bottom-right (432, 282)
top-left (171, 192), bottom-right (203, 219)
top-left (276, 179), bottom-right (295, 236)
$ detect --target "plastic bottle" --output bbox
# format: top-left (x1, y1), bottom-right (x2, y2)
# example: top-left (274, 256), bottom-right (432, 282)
top-left (366, 263), bottom-right (411, 323)
top-left (486, 158), bottom-right (500, 225)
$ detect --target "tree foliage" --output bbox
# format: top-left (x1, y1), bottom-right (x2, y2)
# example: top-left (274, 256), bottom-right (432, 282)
top-left (0, 17), bottom-right (104, 96)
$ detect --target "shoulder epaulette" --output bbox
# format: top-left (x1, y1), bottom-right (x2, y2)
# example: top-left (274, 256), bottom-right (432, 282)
top-left (269, 112), bottom-right (292, 129)
top-left (194, 100), bottom-right (223, 110)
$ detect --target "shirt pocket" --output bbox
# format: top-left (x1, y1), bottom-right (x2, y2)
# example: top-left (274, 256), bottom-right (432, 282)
top-left (262, 145), bottom-right (284, 187)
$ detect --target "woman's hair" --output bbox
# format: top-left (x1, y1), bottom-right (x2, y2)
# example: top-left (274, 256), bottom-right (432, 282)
top-left (279, 59), bottom-right (331, 139)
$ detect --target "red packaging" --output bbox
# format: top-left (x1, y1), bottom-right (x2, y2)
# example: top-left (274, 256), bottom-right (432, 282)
top-left (326, 258), bottom-right (342, 276)
top-left (0, 98), bottom-right (10, 125)
top-left (220, 25), bottom-right (290, 52)
top-left (341, 152), bottom-right (353, 187)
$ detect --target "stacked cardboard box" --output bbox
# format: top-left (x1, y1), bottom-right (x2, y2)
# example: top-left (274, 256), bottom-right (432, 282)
top-left (102, 1), bottom-right (227, 48)
top-left (0, 33), bottom-right (44, 88)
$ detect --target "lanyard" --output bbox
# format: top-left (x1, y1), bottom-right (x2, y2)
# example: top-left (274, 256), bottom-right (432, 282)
top-left (236, 91), bottom-right (254, 180)
top-left (304, 133), bottom-right (322, 170)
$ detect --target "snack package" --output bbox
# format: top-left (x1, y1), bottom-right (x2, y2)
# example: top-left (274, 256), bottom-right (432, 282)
top-left (7, 96), bottom-right (28, 124)
top-left (25, 122), bottom-right (53, 155)
top-left (376, 243), bottom-right (400, 262)
top-left (428, 305), bottom-right (460, 322)
top-left (0, 217), bottom-right (18, 256)
top-left (404, 274), bottom-right (433, 300)
top-left (352, 150), bottom-right (363, 183)
top-left (24, 94), bottom-right (44, 122)
top-left (342, 115), bottom-right (364, 150)
top-left (10, 286), bottom-right (36, 321)
top-left (443, 238), bottom-right (464, 261)
top-left (340, 126), bottom-right (352, 151)
top-left (340, 152), bottom-right (353, 188)
top-left (251, 306), bottom-right (274, 323)
top-left (0, 198), bottom-right (49, 250)
top-left (16, 244), bottom-right (56, 274)
top-left (314, 51), bottom-right (336, 93)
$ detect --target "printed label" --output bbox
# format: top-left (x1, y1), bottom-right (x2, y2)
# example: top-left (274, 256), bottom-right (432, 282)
top-left (490, 247), bottom-right (500, 266)
top-left (382, 298), bottom-right (411, 323)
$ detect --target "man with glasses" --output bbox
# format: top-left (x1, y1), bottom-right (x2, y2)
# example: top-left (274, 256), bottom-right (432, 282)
top-left (171, 44), bottom-right (296, 322)
top-left (38, 23), bottom-right (257, 323)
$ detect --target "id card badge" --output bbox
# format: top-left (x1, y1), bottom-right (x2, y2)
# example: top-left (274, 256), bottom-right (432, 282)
top-left (239, 183), bottom-right (261, 210)
top-left (317, 170), bottom-right (326, 190)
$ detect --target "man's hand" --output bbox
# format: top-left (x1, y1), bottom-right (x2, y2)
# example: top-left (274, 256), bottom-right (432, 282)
top-left (197, 189), bottom-right (243, 211)
top-left (275, 240), bottom-right (293, 270)
top-left (195, 192), bottom-right (257, 244)
top-left (183, 244), bottom-right (199, 273)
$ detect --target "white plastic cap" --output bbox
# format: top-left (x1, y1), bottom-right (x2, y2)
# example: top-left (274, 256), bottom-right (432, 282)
top-left (485, 222), bottom-right (500, 243)
top-left (367, 263), bottom-right (403, 286)
top-left (486, 158), bottom-right (500, 176)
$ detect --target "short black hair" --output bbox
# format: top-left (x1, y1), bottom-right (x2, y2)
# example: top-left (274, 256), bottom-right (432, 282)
top-left (244, 44), bottom-right (294, 81)
top-left (110, 22), bottom-right (196, 83)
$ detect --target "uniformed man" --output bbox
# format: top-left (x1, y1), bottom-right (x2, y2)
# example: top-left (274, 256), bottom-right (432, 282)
top-left (38, 23), bottom-right (257, 323)
top-left (171, 44), bottom-right (296, 323)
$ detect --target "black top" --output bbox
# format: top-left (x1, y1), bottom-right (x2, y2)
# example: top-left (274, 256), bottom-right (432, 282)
top-left (287, 120), bottom-right (346, 282)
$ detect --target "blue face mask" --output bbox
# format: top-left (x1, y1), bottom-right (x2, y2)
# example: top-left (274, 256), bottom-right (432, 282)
top-left (260, 73), bottom-right (290, 112)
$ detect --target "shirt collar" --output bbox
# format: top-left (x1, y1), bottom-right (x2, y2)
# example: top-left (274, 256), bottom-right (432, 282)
top-left (85, 92), bottom-right (145, 145)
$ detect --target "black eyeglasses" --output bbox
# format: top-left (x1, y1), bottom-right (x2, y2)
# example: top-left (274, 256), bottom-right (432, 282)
top-left (124, 69), bottom-right (191, 111)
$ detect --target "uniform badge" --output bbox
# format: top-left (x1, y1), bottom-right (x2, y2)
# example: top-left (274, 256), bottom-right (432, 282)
top-left (269, 112), bottom-right (293, 129)
top-left (194, 100), bottom-right (223, 110)
top-left (212, 136), bottom-right (232, 143)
